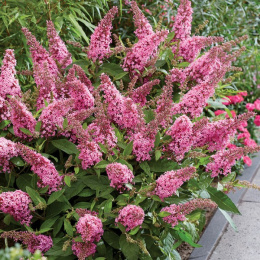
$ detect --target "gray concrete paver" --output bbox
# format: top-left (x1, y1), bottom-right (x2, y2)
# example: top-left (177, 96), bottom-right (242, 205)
top-left (209, 168), bottom-right (260, 260)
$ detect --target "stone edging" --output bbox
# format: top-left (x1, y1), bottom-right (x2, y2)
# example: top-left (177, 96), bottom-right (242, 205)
top-left (189, 151), bottom-right (260, 260)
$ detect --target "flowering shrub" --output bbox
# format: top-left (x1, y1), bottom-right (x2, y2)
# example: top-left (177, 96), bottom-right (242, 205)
top-left (0, 1), bottom-right (259, 259)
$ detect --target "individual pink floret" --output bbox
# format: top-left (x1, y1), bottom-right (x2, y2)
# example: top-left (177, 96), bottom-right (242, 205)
top-left (0, 190), bottom-right (32, 226)
top-left (115, 205), bottom-right (145, 231)
top-left (106, 162), bottom-right (134, 190)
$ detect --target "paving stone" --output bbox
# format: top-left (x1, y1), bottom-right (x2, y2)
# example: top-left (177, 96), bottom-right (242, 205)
top-left (242, 168), bottom-right (260, 203)
top-left (209, 201), bottom-right (260, 260)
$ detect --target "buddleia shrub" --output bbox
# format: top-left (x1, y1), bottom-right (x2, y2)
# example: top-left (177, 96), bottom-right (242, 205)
top-left (0, 1), bottom-right (259, 259)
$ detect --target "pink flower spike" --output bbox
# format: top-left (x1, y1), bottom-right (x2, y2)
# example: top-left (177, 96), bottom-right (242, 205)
top-left (155, 167), bottom-right (196, 200)
top-left (0, 49), bottom-right (21, 98)
top-left (47, 20), bottom-right (72, 68)
top-left (0, 137), bottom-right (19, 173)
top-left (72, 241), bottom-right (96, 260)
top-left (18, 144), bottom-right (63, 193)
top-left (131, 1), bottom-right (154, 40)
top-left (9, 98), bottom-right (36, 140)
top-left (173, 0), bottom-right (193, 41)
top-left (87, 6), bottom-right (118, 62)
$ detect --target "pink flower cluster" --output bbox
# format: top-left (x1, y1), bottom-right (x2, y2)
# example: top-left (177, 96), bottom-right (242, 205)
top-left (0, 97), bottom-right (10, 123)
top-left (0, 49), bottom-right (21, 99)
top-left (46, 20), bottom-right (72, 68)
top-left (67, 79), bottom-right (94, 110)
top-left (173, 0), bottom-right (193, 41)
top-left (176, 36), bottom-right (224, 63)
top-left (0, 137), bottom-right (19, 172)
top-left (131, 1), bottom-right (154, 40)
top-left (254, 115), bottom-right (260, 126)
top-left (78, 141), bottom-right (102, 169)
top-left (123, 30), bottom-right (168, 76)
top-left (87, 6), bottom-right (118, 62)
top-left (106, 162), bottom-right (134, 190)
top-left (246, 99), bottom-right (260, 111)
top-left (161, 199), bottom-right (217, 227)
top-left (1, 231), bottom-right (53, 254)
top-left (165, 115), bottom-right (193, 161)
top-left (76, 213), bottom-right (103, 242)
top-left (72, 241), bottom-right (96, 260)
top-left (131, 79), bottom-right (160, 106)
top-left (87, 121), bottom-right (117, 149)
top-left (223, 94), bottom-right (244, 105)
top-left (9, 98), bottom-right (36, 140)
top-left (0, 190), bottom-right (32, 226)
top-left (100, 73), bottom-right (140, 129)
top-left (155, 167), bottom-right (196, 200)
top-left (206, 148), bottom-right (244, 177)
top-left (73, 213), bottom-right (103, 259)
top-left (172, 81), bottom-right (215, 118)
top-left (18, 144), bottom-right (63, 193)
top-left (115, 205), bottom-right (145, 231)
top-left (39, 98), bottom-right (74, 137)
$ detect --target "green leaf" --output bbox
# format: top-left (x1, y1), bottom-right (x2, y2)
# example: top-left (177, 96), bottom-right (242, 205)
top-left (40, 216), bottom-right (60, 230)
top-left (10, 156), bottom-right (25, 166)
top-left (78, 188), bottom-right (95, 197)
top-left (46, 202), bottom-right (70, 218)
top-left (154, 132), bottom-right (161, 147)
top-left (35, 121), bottom-right (42, 132)
top-left (144, 109), bottom-right (155, 123)
top-left (26, 186), bottom-right (46, 205)
top-left (207, 186), bottom-right (240, 214)
top-left (155, 150), bottom-right (161, 161)
top-left (115, 159), bottom-right (133, 171)
top-left (64, 219), bottom-right (74, 237)
top-left (16, 174), bottom-right (33, 191)
top-left (219, 208), bottom-right (237, 231)
top-left (94, 160), bottom-right (109, 169)
top-left (82, 175), bottom-right (110, 191)
top-left (103, 231), bottom-right (120, 249)
top-left (129, 226), bottom-right (140, 235)
top-left (63, 118), bottom-right (68, 129)
top-left (104, 199), bottom-right (113, 213)
top-left (20, 127), bottom-right (33, 136)
top-left (158, 211), bottom-right (171, 217)
top-left (166, 31), bottom-right (175, 42)
top-left (119, 234), bottom-right (139, 260)
top-left (98, 143), bottom-right (107, 154)
top-left (177, 62), bottom-right (190, 68)
top-left (114, 72), bottom-right (128, 80)
top-left (64, 176), bottom-right (71, 187)
top-left (0, 120), bottom-right (10, 129)
top-left (123, 141), bottom-right (133, 156)
top-left (139, 161), bottom-right (150, 174)
top-left (207, 99), bottom-right (227, 109)
top-left (99, 63), bottom-right (125, 77)
top-left (48, 189), bottom-right (65, 205)
top-left (149, 159), bottom-right (179, 172)
top-left (51, 139), bottom-right (78, 154)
